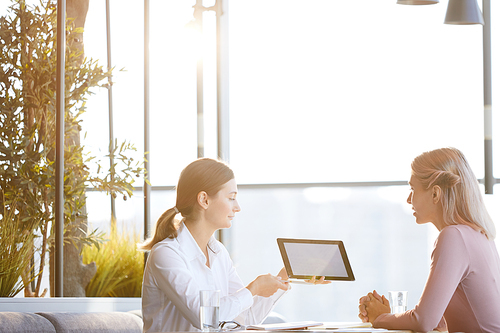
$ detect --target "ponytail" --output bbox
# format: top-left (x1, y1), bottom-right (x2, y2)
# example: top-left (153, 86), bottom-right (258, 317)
top-left (138, 207), bottom-right (179, 251)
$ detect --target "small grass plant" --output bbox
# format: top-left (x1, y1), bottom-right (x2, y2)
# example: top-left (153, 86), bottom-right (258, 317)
top-left (82, 222), bottom-right (144, 297)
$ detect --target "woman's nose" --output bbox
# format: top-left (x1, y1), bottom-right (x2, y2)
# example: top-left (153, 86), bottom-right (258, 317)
top-left (407, 193), bottom-right (412, 204)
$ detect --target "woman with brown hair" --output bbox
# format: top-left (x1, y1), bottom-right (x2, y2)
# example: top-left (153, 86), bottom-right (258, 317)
top-left (358, 147), bottom-right (500, 332)
top-left (139, 158), bottom-right (289, 332)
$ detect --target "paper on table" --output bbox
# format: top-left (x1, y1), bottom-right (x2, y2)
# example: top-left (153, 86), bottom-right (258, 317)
top-left (245, 321), bottom-right (324, 331)
top-left (327, 329), bottom-right (391, 332)
top-left (325, 329), bottom-right (410, 332)
top-left (315, 322), bottom-right (372, 329)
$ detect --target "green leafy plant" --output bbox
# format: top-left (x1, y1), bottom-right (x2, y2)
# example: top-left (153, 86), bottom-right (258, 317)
top-left (0, 0), bottom-right (146, 296)
top-left (0, 192), bottom-right (39, 297)
top-left (82, 223), bottom-right (144, 297)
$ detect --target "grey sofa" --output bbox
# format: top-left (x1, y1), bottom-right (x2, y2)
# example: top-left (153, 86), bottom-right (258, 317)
top-left (0, 309), bottom-right (285, 333)
top-left (0, 311), bottom-right (143, 333)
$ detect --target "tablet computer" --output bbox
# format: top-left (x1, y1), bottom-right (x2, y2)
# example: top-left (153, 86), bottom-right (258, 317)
top-left (277, 238), bottom-right (355, 282)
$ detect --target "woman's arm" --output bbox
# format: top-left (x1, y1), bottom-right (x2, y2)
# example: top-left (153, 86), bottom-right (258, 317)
top-left (147, 247), bottom-right (205, 328)
top-left (372, 227), bottom-right (468, 332)
top-left (150, 246), bottom-right (286, 328)
top-left (224, 253), bottom-right (289, 324)
top-left (147, 245), bottom-right (259, 328)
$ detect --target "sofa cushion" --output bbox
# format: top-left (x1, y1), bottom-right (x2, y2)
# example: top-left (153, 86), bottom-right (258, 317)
top-left (0, 312), bottom-right (56, 333)
top-left (127, 309), bottom-right (142, 319)
top-left (36, 312), bottom-right (142, 333)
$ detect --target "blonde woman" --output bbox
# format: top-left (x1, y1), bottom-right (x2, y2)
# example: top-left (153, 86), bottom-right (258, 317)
top-left (358, 147), bottom-right (500, 332)
top-left (139, 158), bottom-right (291, 332)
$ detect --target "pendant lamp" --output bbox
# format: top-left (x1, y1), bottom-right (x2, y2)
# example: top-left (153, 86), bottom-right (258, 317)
top-left (397, 0), bottom-right (438, 4)
top-left (444, 0), bottom-right (484, 25)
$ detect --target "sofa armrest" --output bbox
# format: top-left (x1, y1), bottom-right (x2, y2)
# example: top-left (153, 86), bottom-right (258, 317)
top-left (0, 312), bottom-right (57, 333)
top-left (36, 312), bottom-right (142, 333)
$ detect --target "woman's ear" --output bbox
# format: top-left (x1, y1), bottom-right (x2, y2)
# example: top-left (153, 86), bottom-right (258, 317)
top-left (197, 191), bottom-right (209, 209)
top-left (432, 185), bottom-right (442, 204)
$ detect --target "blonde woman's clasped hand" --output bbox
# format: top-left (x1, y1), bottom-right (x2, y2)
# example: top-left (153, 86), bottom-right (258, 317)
top-left (358, 290), bottom-right (390, 323)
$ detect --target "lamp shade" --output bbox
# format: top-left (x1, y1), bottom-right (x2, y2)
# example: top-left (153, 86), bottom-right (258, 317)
top-left (444, 0), bottom-right (484, 25)
top-left (397, 0), bottom-right (438, 4)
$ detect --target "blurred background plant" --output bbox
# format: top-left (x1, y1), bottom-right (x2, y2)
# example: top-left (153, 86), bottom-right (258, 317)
top-left (0, 192), bottom-right (40, 297)
top-left (82, 220), bottom-right (144, 297)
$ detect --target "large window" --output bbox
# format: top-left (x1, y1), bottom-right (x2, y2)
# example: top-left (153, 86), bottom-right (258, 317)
top-left (82, 0), bottom-right (201, 186)
top-left (228, 0), bottom-right (485, 184)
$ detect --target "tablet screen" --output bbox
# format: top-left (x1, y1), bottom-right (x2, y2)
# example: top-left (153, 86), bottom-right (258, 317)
top-left (277, 238), bottom-right (355, 281)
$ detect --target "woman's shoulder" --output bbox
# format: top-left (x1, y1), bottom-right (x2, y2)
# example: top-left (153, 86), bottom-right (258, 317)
top-left (150, 236), bottom-right (180, 254)
top-left (440, 224), bottom-right (481, 239)
top-left (435, 225), bottom-right (466, 247)
top-left (150, 223), bottom-right (191, 253)
top-left (437, 225), bottom-right (487, 252)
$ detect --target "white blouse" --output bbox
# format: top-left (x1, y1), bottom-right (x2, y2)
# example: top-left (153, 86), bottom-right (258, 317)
top-left (142, 222), bottom-right (287, 332)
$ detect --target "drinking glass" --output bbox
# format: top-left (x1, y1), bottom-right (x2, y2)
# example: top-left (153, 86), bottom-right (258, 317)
top-left (388, 291), bottom-right (408, 314)
top-left (200, 290), bottom-right (220, 331)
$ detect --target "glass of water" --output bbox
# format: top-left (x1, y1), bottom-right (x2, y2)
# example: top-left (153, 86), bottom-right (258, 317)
top-left (388, 291), bottom-right (408, 314)
top-left (200, 290), bottom-right (220, 331)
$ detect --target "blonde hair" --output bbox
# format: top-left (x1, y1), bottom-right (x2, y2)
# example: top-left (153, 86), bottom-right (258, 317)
top-left (411, 147), bottom-right (495, 239)
top-left (138, 158), bottom-right (235, 251)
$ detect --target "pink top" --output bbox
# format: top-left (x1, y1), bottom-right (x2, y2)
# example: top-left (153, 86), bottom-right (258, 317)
top-left (374, 225), bottom-right (500, 333)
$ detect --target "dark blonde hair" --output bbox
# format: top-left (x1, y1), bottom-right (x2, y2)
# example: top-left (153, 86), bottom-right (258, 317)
top-left (138, 158), bottom-right (234, 251)
top-left (411, 147), bottom-right (495, 239)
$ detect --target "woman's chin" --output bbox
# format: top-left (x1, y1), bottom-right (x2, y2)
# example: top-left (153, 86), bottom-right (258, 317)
top-left (415, 218), bottom-right (430, 225)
